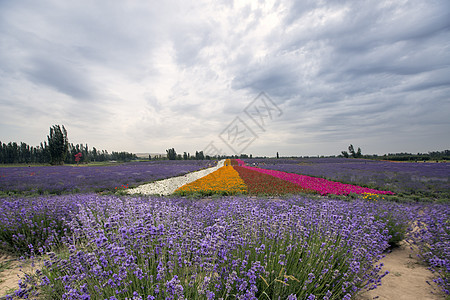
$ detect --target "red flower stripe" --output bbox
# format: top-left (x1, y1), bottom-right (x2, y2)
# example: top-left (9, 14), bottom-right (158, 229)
top-left (233, 166), bottom-right (312, 195)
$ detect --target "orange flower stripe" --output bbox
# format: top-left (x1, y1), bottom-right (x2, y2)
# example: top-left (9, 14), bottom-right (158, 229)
top-left (175, 165), bottom-right (247, 195)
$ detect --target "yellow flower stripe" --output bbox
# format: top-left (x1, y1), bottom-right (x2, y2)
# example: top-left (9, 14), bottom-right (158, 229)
top-left (361, 192), bottom-right (384, 202)
top-left (175, 165), bottom-right (247, 195)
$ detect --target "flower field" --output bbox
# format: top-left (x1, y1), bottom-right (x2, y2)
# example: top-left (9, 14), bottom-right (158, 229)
top-left (0, 161), bottom-right (211, 195)
top-left (175, 165), bottom-right (247, 195)
top-left (240, 166), bottom-right (394, 196)
top-left (0, 158), bottom-right (448, 299)
top-left (171, 159), bottom-right (394, 196)
top-left (243, 158), bottom-right (449, 197)
top-left (233, 166), bottom-right (311, 195)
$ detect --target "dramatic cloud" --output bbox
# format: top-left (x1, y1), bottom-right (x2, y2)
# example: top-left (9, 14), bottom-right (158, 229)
top-left (0, 0), bottom-right (449, 156)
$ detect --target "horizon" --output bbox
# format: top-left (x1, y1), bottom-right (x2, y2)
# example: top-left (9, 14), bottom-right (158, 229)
top-left (1, 136), bottom-right (449, 158)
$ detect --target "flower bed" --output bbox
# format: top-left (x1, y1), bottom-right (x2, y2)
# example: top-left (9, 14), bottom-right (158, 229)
top-left (233, 166), bottom-right (312, 195)
top-left (0, 195), bottom-right (88, 254)
top-left (243, 158), bottom-right (449, 194)
top-left (242, 166), bottom-right (394, 196)
top-left (174, 165), bottom-right (247, 195)
top-left (0, 161), bottom-right (211, 195)
top-left (168, 159), bottom-right (393, 196)
top-left (410, 204), bottom-right (450, 294)
top-left (127, 160), bottom-right (225, 195)
top-left (1, 171), bottom-right (448, 298)
top-left (9, 195), bottom-right (412, 299)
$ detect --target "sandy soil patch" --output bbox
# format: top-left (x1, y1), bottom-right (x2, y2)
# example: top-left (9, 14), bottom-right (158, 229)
top-left (0, 254), bottom-right (43, 299)
top-left (356, 242), bottom-right (446, 300)
top-left (0, 255), bottom-right (22, 298)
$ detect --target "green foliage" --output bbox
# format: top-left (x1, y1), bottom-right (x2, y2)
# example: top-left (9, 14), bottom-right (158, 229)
top-left (341, 145), bottom-right (362, 158)
top-left (166, 148), bottom-right (177, 160)
top-left (348, 144), bottom-right (355, 156)
top-left (47, 125), bottom-right (69, 165)
top-left (348, 144), bottom-right (362, 158)
top-left (195, 150), bottom-right (205, 160)
top-left (1, 130), bottom-right (137, 165)
top-left (374, 212), bottom-right (407, 247)
top-left (0, 260), bottom-right (12, 273)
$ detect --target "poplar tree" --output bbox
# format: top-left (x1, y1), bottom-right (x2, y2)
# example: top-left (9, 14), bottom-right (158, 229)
top-left (166, 148), bottom-right (177, 160)
top-left (47, 125), bottom-right (68, 165)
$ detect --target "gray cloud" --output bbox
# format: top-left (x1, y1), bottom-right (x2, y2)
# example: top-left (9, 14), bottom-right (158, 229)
top-left (0, 0), bottom-right (448, 156)
top-left (25, 57), bottom-right (93, 99)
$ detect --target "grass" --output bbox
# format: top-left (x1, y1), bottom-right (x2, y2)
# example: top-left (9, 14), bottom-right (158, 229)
top-left (0, 163), bottom-right (51, 168)
top-left (0, 259), bottom-right (12, 273)
top-left (0, 258), bottom-right (16, 296)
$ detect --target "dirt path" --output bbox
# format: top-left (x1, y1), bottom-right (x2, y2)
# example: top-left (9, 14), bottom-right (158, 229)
top-left (0, 254), bottom-right (43, 299)
top-left (0, 255), bottom-right (22, 298)
top-left (357, 242), bottom-right (446, 300)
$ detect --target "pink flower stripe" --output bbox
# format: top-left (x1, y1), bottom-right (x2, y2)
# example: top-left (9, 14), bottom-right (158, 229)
top-left (241, 165), bottom-right (394, 196)
top-left (235, 159), bottom-right (245, 166)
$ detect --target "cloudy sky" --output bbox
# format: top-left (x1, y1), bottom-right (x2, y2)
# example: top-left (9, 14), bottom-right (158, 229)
top-left (1, 0), bottom-right (449, 157)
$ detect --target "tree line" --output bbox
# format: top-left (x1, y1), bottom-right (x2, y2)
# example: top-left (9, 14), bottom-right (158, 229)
top-left (371, 150), bottom-right (450, 161)
top-left (164, 148), bottom-right (209, 160)
top-left (165, 148), bottom-right (208, 160)
top-left (0, 125), bottom-right (137, 164)
top-left (162, 148), bottom-right (253, 161)
top-left (339, 145), bottom-right (449, 161)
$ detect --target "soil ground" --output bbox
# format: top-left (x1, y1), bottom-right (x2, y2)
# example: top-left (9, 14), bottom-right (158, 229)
top-left (356, 241), bottom-right (447, 300)
top-left (0, 254), bottom-right (42, 299)
top-left (0, 254), bottom-right (22, 298)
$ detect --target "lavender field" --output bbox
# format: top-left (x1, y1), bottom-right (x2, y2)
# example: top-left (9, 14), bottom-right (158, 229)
top-left (0, 159), bottom-right (449, 299)
top-left (0, 160), bottom-right (211, 195)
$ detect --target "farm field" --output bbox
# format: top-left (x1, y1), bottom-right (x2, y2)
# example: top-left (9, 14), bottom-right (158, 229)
top-left (0, 158), bottom-right (449, 299)
top-left (0, 160), bottom-right (212, 195)
top-left (243, 158), bottom-right (449, 201)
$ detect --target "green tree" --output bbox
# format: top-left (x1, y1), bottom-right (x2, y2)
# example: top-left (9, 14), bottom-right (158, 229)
top-left (347, 144), bottom-right (362, 158)
top-left (195, 150), bottom-right (204, 160)
top-left (92, 147), bottom-right (98, 162)
top-left (166, 148), bottom-right (177, 160)
top-left (47, 125), bottom-right (68, 165)
top-left (348, 144), bottom-right (355, 157)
